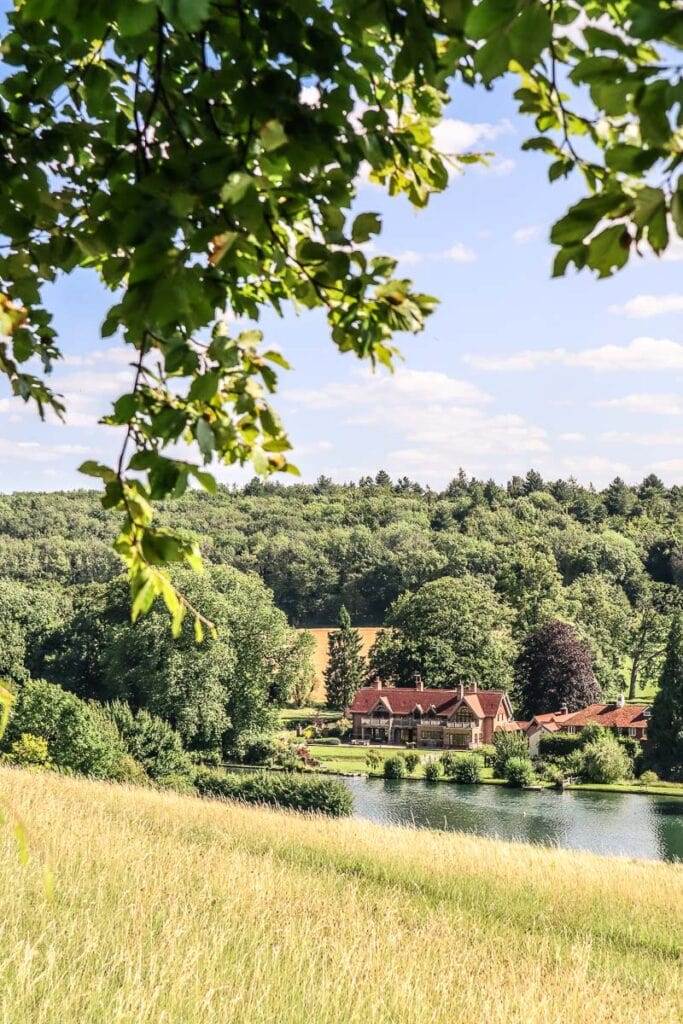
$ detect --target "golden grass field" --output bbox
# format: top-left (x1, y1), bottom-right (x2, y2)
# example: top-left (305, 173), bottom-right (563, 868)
top-left (1, 767), bottom-right (682, 1024)
top-left (300, 625), bottom-right (380, 702)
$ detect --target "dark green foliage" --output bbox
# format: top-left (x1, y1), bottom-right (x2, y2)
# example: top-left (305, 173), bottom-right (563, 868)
top-left (403, 751), bottom-right (421, 774)
top-left (424, 760), bottom-right (442, 782)
top-left (538, 733), bottom-right (584, 758)
top-left (194, 770), bottom-right (353, 817)
top-left (369, 575), bottom-right (514, 688)
top-left (324, 606), bottom-right (366, 710)
top-left (383, 756), bottom-right (406, 779)
top-left (229, 733), bottom-right (281, 766)
top-left (1, 678), bottom-right (127, 779)
top-left (514, 620), bottom-right (601, 718)
top-left (504, 756), bottom-right (535, 788)
top-left (492, 731), bottom-right (530, 779)
top-left (44, 567), bottom-right (304, 754)
top-left (647, 616), bottom-right (683, 780)
top-left (104, 701), bottom-right (193, 786)
top-left (451, 754), bottom-right (483, 784)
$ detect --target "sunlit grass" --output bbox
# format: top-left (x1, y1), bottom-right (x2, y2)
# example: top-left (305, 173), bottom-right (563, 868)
top-left (1, 767), bottom-right (681, 1024)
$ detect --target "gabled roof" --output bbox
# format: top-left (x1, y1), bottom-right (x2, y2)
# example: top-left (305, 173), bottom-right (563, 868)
top-left (349, 686), bottom-right (509, 719)
top-left (562, 703), bottom-right (650, 730)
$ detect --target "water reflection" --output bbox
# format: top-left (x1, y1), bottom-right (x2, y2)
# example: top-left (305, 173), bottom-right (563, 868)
top-left (344, 778), bottom-right (683, 862)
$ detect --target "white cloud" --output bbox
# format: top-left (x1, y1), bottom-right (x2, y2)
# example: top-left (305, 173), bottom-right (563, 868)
top-left (539, 455), bottom-right (631, 485)
top-left (465, 337), bottom-right (683, 373)
top-left (0, 437), bottom-right (89, 462)
top-left (608, 294), bottom-right (683, 318)
top-left (602, 430), bottom-right (683, 446)
top-left (558, 432), bottom-right (586, 442)
top-left (433, 118), bottom-right (513, 155)
top-left (514, 225), bottom-right (541, 244)
top-left (594, 393), bottom-right (683, 416)
top-left (396, 242), bottom-right (476, 266)
top-left (285, 367), bottom-right (491, 412)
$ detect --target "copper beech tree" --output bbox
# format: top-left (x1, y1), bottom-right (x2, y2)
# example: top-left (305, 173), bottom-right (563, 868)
top-left (0, 0), bottom-right (681, 632)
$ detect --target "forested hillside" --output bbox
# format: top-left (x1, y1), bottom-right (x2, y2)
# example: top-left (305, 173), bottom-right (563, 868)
top-left (1, 469), bottom-right (682, 705)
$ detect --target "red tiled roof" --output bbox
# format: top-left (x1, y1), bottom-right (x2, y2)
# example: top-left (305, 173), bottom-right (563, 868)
top-left (496, 721), bottom-right (526, 732)
top-left (562, 703), bottom-right (649, 730)
top-left (349, 686), bottom-right (507, 719)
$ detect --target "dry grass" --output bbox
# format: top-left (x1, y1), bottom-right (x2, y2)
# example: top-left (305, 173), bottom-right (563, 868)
top-left (1, 767), bottom-right (681, 1024)
top-left (300, 626), bottom-right (381, 702)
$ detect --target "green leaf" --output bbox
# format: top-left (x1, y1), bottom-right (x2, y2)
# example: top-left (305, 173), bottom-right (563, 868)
top-left (259, 120), bottom-right (287, 151)
top-left (465, 0), bottom-right (517, 38)
top-left (352, 212), bottom-right (382, 243)
top-left (78, 460), bottom-right (117, 482)
top-left (587, 225), bottom-right (630, 278)
top-left (195, 418), bottom-right (215, 458)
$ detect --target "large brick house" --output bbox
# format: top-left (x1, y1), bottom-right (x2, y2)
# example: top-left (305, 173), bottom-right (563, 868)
top-left (526, 696), bottom-right (651, 757)
top-left (348, 679), bottom-right (514, 749)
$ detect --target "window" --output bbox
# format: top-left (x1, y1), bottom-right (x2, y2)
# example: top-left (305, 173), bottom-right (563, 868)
top-left (566, 726), bottom-right (576, 734)
top-left (628, 727), bottom-right (637, 738)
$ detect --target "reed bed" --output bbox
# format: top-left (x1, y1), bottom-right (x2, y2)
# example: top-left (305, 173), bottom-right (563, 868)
top-left (0, 766), bottom-right (681, 1024)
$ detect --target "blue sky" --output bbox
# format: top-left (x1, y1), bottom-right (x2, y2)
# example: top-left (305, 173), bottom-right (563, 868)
top-left (2, 71), bottom-right (683, 493)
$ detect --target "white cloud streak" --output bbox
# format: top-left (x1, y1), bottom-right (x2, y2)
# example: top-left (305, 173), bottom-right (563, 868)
top-left (608, 294), bottom-right (683, 318)
top-left (465, 337), bottom-right (683, 373)
top-left (594, 394), bottom-right (683, 416)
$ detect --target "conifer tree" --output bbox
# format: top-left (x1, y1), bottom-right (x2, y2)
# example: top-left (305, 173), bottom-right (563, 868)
top-left (647, 615), bottom-right (683, 780)
top-left (324, 607), bottom-right (365, 711)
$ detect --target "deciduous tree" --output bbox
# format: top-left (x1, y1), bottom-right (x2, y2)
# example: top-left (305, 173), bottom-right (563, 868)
top-left (514, 619), bottom-right (601, 717)
top-left (0, 0), bottom-right (680, 627)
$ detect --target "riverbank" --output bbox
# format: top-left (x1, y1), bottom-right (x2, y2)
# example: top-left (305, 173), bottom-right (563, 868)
top-left (1, 767), bottom-right (681, 1023)
top-left (305, 743), bottom-right (683, 797)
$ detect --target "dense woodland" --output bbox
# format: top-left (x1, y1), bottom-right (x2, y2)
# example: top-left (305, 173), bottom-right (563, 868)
top-left (1, 469), bottom-right (683, 685)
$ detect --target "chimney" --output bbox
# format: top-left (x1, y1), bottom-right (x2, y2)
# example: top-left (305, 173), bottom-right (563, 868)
top-left (413, 672), bottom-right (424, 692)
top-left (458, 683), bottom-right (464, 699)
top-left (616, 692), bottom-right (625, 708)
top-left (374, 678), bottom-right (382, 690)
top-left (559, 704), bottom-right (568, 716)
top-left (471, 680), bottom-right (478, 693)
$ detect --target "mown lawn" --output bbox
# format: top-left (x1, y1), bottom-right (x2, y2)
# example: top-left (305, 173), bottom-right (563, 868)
top-left (0, 768), bottom-right (681, 1024)
top-left (306, 743), bottom-right (496, 778)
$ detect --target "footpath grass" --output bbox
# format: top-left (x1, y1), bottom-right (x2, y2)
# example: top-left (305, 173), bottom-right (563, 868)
top-left (1, 768), bottom-right (682, 1024)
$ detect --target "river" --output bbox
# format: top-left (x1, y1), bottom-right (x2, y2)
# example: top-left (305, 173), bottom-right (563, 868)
top-left (343, 777), bottom-right (683, 862)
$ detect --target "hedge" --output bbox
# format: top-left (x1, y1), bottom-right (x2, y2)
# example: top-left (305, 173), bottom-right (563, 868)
top-left (195, 769), bottom-right (353, 817)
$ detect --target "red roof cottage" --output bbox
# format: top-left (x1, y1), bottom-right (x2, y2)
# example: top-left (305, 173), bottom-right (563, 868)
top-left (348, 678), bottom-right (514, 749)
top-left (526, 695), bottom-right (651, 757)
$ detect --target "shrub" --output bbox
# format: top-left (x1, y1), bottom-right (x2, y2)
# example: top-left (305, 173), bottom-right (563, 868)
top-left (5, 732), bottom-right (52, 769)
top-left (424, 760), bottom-right (442, 782)
top-left (493, 731), bottom-right (529, 778)
top-left (104, 700), bottom-right (194, 785)
top-left (505, 756), bottom-right (535, 788)
top-left (439, 751), bottom-right (459, 778)
top-left (383, 755), bottom-right (405, 779)
top-left (639, 770), bottom-right (659, 787)
top-left (365, 750), bottom-right (381, 772)
top-left (451, 754), bottom-right (482, 784)
top-left (195, 769), bottom-right (353, 817)
top-left (315, 737), bottom-right (342, 745)
top-left (538, 733), bottom-right (583, 759)
top-left (404, 751), bottom-right (421, 774)
top-left (229, 732), bottom-right (280, 765)
top-left (582, 734), bottom-right (633, 784)
top-left (2, 678), bottom-right (127, 779)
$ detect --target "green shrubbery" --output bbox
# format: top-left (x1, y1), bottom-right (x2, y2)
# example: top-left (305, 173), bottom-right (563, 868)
top-left (451, 754), bottom-right (483, 784)
top-left (195, 769), bottom-right (353, 817)
top-left (4, 732), bottom-right (52, 769)
top-left (505, 756), bottom-right (535, 788)
top-left (2, 678), bottom-right (127, 778)
top-left (581, 734), bottom-right (633, 784)
top-left (383, 755), bottom-right (405, 779)
top-left (537, 733), bottom-right (583, 758)
top-left (103, 701), bottom-right (194, 787)
top-left (492, 731), bottom-right (529, 779)
top-left (403, 751), bottom-right (421, 774)
top-left (424, 760), bottom-right (442, 782)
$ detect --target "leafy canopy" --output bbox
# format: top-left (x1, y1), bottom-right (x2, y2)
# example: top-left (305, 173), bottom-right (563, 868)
top-left (1, 0), bottom-right (681, 629)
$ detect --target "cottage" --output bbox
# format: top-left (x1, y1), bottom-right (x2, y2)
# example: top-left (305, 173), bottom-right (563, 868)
top-left (348, 679), bottom-right (514, 749)
top-left (526, 695), bottom-right (650, 756)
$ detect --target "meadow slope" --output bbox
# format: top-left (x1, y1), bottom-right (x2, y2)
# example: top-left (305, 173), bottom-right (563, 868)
top-left (0, 768), bottom-right (681, 1024)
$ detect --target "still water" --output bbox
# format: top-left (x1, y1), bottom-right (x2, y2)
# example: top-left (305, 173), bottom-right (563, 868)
top-left (344, 777), bottom-right (683, 862)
